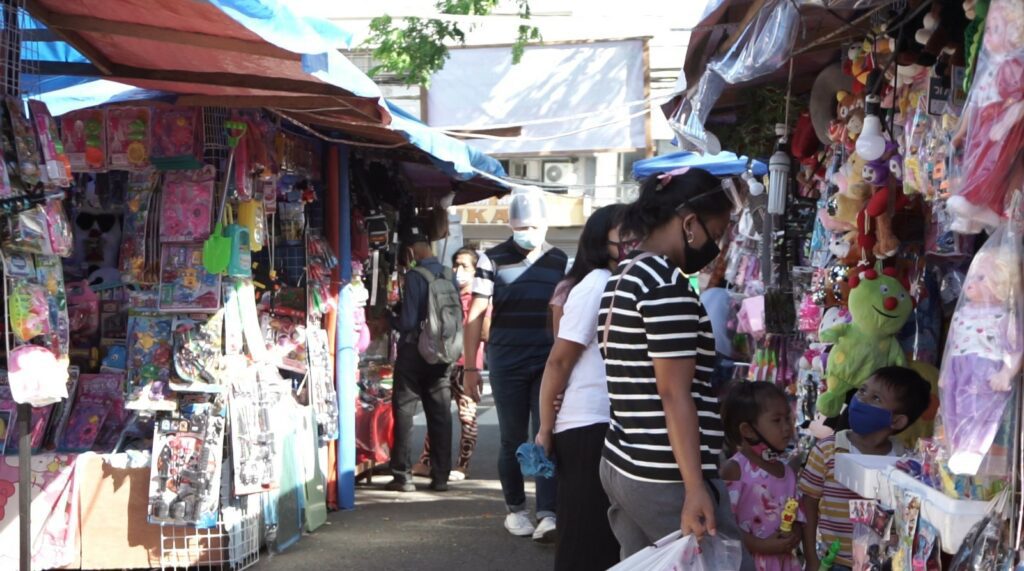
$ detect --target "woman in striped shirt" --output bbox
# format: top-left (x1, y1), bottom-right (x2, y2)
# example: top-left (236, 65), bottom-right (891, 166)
top-left (597, 168), bottom-right (752, 569)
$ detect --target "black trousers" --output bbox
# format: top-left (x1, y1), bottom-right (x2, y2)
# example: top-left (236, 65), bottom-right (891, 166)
top-left (390, 343), bottom-right (453, 483)
top-left (553, 422), bottom-right (620, 571)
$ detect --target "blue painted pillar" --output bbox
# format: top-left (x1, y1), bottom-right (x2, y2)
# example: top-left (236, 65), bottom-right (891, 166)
top-left (335, 144), bottom-right (356, 509)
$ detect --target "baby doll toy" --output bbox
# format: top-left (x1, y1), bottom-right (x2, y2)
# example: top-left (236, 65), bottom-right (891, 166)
top-left (940, 245), bottom-right (1023, 475)
top-left (947, 0), bottom-right (1024, 233)
top-left (817, 267), bottom-right (912, 417)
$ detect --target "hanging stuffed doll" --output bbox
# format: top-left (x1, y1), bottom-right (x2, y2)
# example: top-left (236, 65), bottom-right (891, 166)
top-left (939, 229), bottom-right (1023, 475)
top-left (947, 0), bottom-right (1024, 233)
top-left (816, 267), bottom-right (912, 417)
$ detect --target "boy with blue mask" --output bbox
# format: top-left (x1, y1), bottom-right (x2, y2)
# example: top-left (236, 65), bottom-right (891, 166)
top-left (798, 366), bottom-right (931, 570)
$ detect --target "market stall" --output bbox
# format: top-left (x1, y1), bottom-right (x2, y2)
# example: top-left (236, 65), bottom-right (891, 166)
top-left (0, 1), bottom-right (509, 569)
top-left (671, 0), bottom-right (1024, 568)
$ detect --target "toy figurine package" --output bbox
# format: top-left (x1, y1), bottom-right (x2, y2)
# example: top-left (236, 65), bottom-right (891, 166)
top-left (27, 100), bottom-right (71, 187)
top-left (60, 109), bottom-right (106, 171)
top-left (307, 328), bottom-right (338, 440)
top-left (106, 107), bottom-right (151, 170)
top-left (159, 243), bottom-right (222, 312)
top-left (148, 410), bottom-right (226, 527)
top-left (228, 363), bottom-right (283, 495)
top-left (120, 173), bottom-right (159, 284)
top-left (5, 96), bottom-right (41, 188)
top-left (125, 315), bottom-right (174, 408)
top-left (261, 312), bottom-right (306, 373)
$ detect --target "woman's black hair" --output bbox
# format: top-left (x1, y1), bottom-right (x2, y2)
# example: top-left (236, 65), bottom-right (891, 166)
top-left (557, 203), bottom-right (625, 297)
top-left (451, 247), bottom-right (479, 267)
top-left (620, 168), bottom-right (734, 240)
top-left (720, 381), bottom-right (790, 448)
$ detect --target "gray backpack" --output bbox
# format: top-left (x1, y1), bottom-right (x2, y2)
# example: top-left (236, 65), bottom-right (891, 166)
top-left (412, 266), bottom-right (464, 364)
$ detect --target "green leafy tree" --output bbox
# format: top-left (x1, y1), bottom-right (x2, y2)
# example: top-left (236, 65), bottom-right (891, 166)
top-left (365, 0), bottom-right (539, 86)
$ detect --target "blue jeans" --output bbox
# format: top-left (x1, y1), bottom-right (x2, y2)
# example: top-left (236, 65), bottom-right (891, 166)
top-left (489, 365), bottom-right (557, 519)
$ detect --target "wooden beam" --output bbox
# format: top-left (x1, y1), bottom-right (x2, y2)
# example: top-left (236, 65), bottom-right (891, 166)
top-left (43, 12), bottom-right (300, 62)
top-left (176, 94), bottom-right (383, 118)
top-left (445, 126), bottom-right (523, 139)
top-left (108, 65), bottom-right (350, 97)
top-left (23, 0), bottom-right (114, 75)
top-left (25, 60), bottom-right (101, 77)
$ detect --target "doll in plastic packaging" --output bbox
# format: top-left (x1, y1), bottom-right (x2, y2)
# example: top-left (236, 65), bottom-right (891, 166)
top-left (947, 0), bottom-right (1024, 233)
top-left (939, 240), bottom-right (1023, 476)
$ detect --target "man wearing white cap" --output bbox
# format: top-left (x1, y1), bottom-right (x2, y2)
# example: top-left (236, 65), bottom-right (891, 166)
top-left (463, 187), bottom-right (568, 542)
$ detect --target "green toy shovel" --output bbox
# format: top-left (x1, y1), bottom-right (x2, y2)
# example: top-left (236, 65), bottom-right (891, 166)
top-left (203, 120), bottom-right (247, 274)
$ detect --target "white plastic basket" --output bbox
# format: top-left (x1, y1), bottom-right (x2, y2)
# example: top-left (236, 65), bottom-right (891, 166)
top-left (159, 496), bottom-right (261, 570)
top-left (835, 453), bottom-right (993, 554)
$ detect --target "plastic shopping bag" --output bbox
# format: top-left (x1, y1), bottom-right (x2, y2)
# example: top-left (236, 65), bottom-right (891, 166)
top-left (609, 531), bottom-right (742, 571)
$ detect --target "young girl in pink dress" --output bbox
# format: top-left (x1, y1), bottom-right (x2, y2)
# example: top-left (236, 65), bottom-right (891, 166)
top-left (721, 382), bottom-right (803, 571)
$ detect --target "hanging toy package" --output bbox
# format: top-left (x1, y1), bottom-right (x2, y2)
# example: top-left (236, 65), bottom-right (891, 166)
top-left (946, 0), bottom-right (1024, 234)
top-left (937, 215), bottom-right (1024, 476)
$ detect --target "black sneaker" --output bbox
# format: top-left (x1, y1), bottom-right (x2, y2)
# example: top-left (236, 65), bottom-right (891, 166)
top-left (385, 479), bottom-right (415, 493)
top-left (428, 480), bottom-right (449, 492)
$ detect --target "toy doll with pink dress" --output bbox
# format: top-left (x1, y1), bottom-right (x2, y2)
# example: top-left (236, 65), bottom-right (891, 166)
top-left (939, 241), bottom-right (1024, 475)
top-left (947, 0), bottom-right (1024, 233)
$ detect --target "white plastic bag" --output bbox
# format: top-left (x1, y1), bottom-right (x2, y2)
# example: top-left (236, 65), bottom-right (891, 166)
top-left (610, 531), bottom-right (742, 571)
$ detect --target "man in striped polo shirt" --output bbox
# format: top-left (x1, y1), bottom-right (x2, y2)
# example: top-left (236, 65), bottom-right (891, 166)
top-left (463, 188), bottom-right (568, 542)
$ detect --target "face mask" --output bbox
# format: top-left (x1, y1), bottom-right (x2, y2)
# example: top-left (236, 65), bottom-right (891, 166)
top-left (848, 396), bottom-right (894, 435)
top-left (745, 426), bottom-right (787, 462)
top-left (682, 216), bottom-right (720, 274)
top-left (455, 271), bottom-right (472, 288)
top-left (513, 228), bottom-right (546, 251)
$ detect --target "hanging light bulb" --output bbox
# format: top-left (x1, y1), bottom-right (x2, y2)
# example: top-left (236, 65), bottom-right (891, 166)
top-left (856, 95), bottom-right (887, 161)
top-left (767, 124), bottom-right (790, 215)
top-left (743, 171), bottom-right (765, 196)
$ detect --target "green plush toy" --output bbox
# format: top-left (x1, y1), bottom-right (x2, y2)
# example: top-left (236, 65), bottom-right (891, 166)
top-left (817, 267), bottom-right (912, 417)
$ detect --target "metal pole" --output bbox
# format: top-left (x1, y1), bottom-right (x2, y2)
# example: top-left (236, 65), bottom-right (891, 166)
top-left (335, 144), bottom-right (355, 509)
top-left (17, 402), bottom-right (31, 571)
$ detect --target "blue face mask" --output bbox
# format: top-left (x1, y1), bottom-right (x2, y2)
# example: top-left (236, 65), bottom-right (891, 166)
top-left (848, 396), bottom-right (893, 435)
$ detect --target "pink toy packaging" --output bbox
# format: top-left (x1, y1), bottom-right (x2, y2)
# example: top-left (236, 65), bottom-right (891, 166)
top-left (151, 106), bottom-right (202, 170)
top-left (27, 100), bottom-right (71, 187)
top-left (947, 0), bottom-right (1024, 233)
top-left (159, 165), bottom-right (215, 242)
top-left (106, 107), bottom-right (151, 170)
top-left (938, 219), bottom-right (1024, 476)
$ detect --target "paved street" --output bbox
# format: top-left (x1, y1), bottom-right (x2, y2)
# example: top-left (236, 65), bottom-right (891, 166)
top-left (254, 388), bottom-right (556, 570)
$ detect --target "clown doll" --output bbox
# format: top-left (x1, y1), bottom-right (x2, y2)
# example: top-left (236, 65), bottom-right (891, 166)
top-left (948, 0), bottom-right (1024, 233)
top-left (940, 244), bottom-right (1024, 475)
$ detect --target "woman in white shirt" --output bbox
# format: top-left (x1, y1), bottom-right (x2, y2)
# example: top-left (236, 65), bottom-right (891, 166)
top-left (537, 203), bottom-right (626, 571)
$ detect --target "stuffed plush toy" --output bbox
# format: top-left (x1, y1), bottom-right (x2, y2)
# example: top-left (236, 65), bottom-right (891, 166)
top-left (817, 267), bottom-right (912, 417)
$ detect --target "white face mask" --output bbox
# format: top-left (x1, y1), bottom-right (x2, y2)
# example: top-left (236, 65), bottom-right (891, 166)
top-left (512, 227), bottom-right (547, 251)
top-left (455, 271), bottom-right (473, 288)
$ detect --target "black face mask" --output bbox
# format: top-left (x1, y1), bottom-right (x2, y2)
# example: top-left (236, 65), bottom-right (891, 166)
top-left (682, 215), bottom-right (720, 274)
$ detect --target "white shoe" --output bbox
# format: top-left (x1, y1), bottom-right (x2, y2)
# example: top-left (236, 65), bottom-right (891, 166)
top-left (533, 516), bottom-right (557, 543)
top-left (504, 510), bottom-right (535, 537)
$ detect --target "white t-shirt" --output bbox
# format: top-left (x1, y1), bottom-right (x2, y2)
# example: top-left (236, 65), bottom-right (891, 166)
top-left (555, 268), bottom-right (613, 434)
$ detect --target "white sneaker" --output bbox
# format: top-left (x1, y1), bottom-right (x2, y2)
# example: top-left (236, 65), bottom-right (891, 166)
top-left (533, 516), bottom-right (557, 543)
top-left (504, 510), bottom-right (535, 537)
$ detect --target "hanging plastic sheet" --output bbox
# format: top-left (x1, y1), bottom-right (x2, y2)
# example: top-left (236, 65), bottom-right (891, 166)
top-left (670, 0), bottom-right (800, 152)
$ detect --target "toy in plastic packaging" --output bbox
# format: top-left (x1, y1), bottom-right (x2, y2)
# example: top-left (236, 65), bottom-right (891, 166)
top-left (851, 499), bottom-right (893, 571)
top-left (148, 410), bottom-right (226, 527)
top-left (278, 201), bottom-right (304, 243)
top-left (106, 107), bottom-right (151, 170)
top-left (949, 513), bottom-right (1010, 571)
top-left (151, 106), bottom-right (202, 170)
top-left (891, 492), bottom-right (922, 571)
top-left (938, 218), bottom-right (1024, 475)
top-left (160, 166), bottom-right (215, 242)
top-left (27, 100), bottom-right (71, 187)
top-left (120, 173), bottom-right (158, 284)
top-left (0, 384), bottom-right (54, 454)
top-left (946, 0), bottom-right (1024, 233)
top-left (4, 204), bottom-right (52, 254)
top-left (57, 395), bottom-right (109, 453)
top-left (8, 282), bottom-right (50, 342)
top-left (158, 243), bottom-right (222, 312)
top-left (44, 200), bottom-right (73, 257)
top-left (7, 344), bottom-right (67, 406)
top-left (609, 531), bottom-right (742, 571)
top-left (228, 362), bottom-right (283, 495)
top-left (912, 520), bottom-right (940, 571)
top-left (125, 315), bottom-right (175, 409)
top-left (172, 314), bottom-right (226, 386)
top-left (36, 255), bottom-right (70, 357)
top-left (5, 96), bottom-right (41, 188)
top-left (307, 328), bottom-right (338, 441)
top-left (261, 313), bottom-right (306, 373)
top-left (61, 109), bottom-right (106, 171)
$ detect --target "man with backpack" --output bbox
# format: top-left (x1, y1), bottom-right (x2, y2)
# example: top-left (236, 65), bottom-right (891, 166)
top-left (388, 225), bottom-right (464, 493)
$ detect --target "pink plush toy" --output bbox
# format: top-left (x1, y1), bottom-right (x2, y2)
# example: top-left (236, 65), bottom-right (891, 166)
top-left (948, 0), bottom-right (1024, 232)
top-left (940, 246), bottom-right (1023, 475)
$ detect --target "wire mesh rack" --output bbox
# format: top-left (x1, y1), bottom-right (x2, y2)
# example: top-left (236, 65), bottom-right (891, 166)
top-left (3, 0), bottom-right (37, 98)
top-left (159, 495), bottom-right (261, 571)
top-left (202, 106), bottom-right (231, 164)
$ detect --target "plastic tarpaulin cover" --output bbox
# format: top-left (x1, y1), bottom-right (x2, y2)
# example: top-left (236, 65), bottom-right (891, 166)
top-left (632, 150), bottom-right (768, 179)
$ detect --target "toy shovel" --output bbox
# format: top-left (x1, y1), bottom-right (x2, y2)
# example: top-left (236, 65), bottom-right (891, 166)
top-left (203, 121), bottom-right (246, 274)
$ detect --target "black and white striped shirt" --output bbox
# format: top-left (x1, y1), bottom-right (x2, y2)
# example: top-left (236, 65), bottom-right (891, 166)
top-left (598, 252), bottom-right (723, 482)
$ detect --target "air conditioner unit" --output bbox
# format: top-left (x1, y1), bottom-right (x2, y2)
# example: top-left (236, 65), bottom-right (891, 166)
top-left (509, 159), bottom-right (543, 181)
top-left (543, 161), bottom-right (576, 186)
